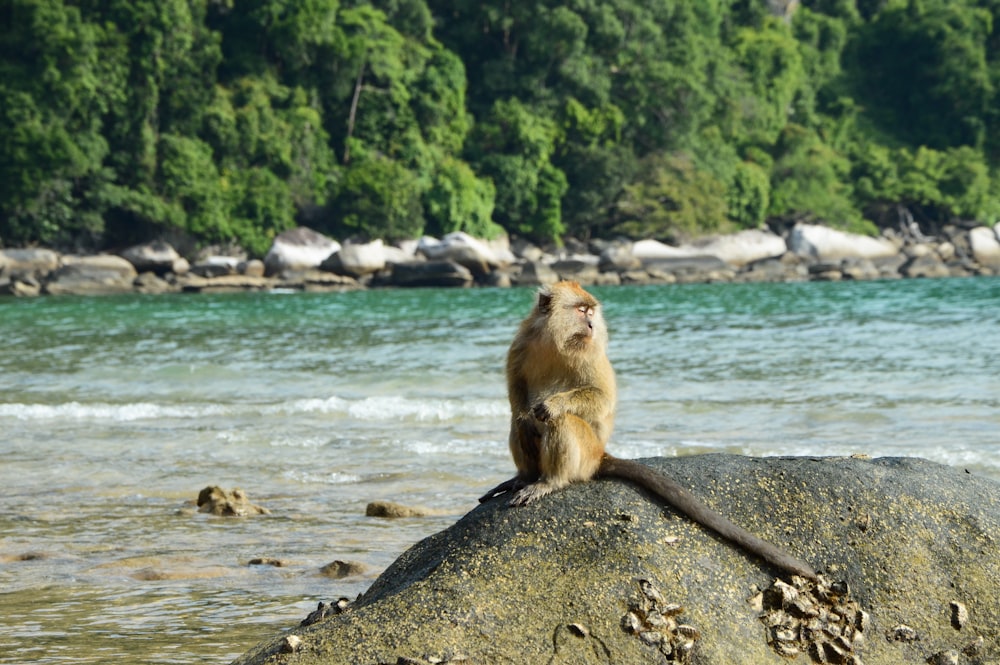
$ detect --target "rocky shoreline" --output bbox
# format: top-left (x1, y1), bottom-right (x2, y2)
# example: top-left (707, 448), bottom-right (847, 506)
top-left (2, 222), bottom-right (999, 297)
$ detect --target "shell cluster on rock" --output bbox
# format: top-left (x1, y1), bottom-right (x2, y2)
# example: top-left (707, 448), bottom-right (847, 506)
top-left (621, 578), bottom-right (700, 663)
top-left (299, 597), bottom-right (352, 627)
top-left (756, 575), bottom-right (868, 664)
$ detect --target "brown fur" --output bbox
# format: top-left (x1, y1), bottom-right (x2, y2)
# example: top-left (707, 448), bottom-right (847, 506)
top-left (481, 281), bottom-right (817, 580)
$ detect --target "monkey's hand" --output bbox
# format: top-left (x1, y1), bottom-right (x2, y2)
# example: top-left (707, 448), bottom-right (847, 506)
top-left (532, 394), bottom-right (568, 422)
top-left (532, 401), bottom-right (553, 422)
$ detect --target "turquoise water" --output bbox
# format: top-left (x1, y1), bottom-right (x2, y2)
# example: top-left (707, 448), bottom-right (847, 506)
top-left (1, 278), bottom-right (998, 663)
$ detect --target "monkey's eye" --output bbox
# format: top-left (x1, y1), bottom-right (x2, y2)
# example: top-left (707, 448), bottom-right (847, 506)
top-left (577, 305), bottom-right (594, 317)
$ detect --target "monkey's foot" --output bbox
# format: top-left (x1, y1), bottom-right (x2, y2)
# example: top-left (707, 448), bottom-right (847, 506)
top-left (479, 476), bottom-right (526, 503)
top-left (509, 481), bottom-right (559, 506)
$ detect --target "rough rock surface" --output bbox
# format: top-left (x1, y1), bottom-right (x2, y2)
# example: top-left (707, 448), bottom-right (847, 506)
top-left (231, 455), bottom-right (1000, 665)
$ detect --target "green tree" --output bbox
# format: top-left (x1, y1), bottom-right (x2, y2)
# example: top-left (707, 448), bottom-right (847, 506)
top-left (847, 0), bottom-right (993, 150)
top-left (769, 124), bottom-right (869, 233)
top-left (612, 152), bottom-right (730, 242)
top-left (331, 155), bottom-right (424, 240)
top-left (0, 0), bottom-right (109, 246)
top-left (466, 98), bottom-right (566, 243)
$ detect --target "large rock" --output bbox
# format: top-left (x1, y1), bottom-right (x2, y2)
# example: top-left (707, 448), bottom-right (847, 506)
top-left (0, 248), bottom-right (60, 277)
top-left (900, 254), bottom-right (951, 279)
top-left (631, 238), bottom-right (728, 276)
top-left (630, 238), bottom-right (706, 261)
top-left (417, 233), bottom-right (513, 277)
top-left (44, 255), bottom-right (137, 295)
top-left (321, 240), bottom-right (388, 278)
top-left (682, 229), bottom-right (787, 267)
top-left (233, 455), bottom-right (1000, 665)
top-left (263, 227), bottom-right (340, 276)
top-left (789, 224), bottom-right (898, 262)
top-left (190, 255), bottom-right (241, 278)
top-left (385, 260), bottom-right (474, 288)
top-left (512, 260), bottom-right (559, 287)
top-left (120, 240), bottom-right (183, 275)
top-left (969, 226), bottom-right (1000, 268)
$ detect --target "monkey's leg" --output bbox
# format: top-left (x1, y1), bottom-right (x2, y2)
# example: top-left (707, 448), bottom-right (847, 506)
top-left (510, 414), bottom-right (603, 506)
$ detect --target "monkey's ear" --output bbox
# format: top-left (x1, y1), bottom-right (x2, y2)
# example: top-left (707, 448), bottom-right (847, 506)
top-left (536, 288), bottom-right (553, 314)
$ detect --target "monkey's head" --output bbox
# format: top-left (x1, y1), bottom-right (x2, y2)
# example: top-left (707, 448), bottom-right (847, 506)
top-left (534, 280), bottom-right (608, 352)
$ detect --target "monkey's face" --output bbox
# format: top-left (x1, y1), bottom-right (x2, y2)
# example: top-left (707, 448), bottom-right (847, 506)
top-left (537, 281), bottom-right (606, 352)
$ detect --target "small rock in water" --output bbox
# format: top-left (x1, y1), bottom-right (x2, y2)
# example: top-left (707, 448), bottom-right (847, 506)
top-left (365, 500), bottom-right (432, 518)
top-left (196, 486), bottom-right (270, 517)
top-left (319, 560), bottom-right (368, 579)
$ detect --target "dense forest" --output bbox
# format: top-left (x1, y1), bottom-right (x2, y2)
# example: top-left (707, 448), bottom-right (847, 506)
top-left (2, 0), bottom-right (999, 256)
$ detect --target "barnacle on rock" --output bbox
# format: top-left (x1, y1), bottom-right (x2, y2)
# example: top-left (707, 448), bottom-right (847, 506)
top-left (623, 579), bottom-right (699, 663)
top-left (888, 624), bottom-right (918, 643)
top-left (759, 575), bottom-right (868, 665)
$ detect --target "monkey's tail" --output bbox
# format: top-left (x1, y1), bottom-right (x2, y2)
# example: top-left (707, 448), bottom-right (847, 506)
top-left (598, 455), bottom-right (817, 581)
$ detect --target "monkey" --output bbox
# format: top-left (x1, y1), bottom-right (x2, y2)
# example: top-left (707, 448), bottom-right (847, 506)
top-left (480, 280), bottom-right (817, 581)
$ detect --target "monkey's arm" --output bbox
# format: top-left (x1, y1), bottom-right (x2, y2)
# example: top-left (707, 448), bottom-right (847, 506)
top-left (599, 456), bottom-right (817, 581)
top-left (534, 386), bottom-right (612, 422)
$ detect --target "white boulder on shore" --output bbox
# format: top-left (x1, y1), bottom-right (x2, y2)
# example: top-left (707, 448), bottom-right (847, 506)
top-left (417, 232), bottom-right (515, 276)
top-left (630, 238), bottom-right (708, 260)
top-left (120, 240), bottom-right (184, 275)
top-left (969, 226), bottom-right (1000, 268)
top-left (681, 229), bottom-right (787, 267)
top-left (263, 227), bottom-right (340, 275)
top-left (789, 223), bottom-right (898, 261)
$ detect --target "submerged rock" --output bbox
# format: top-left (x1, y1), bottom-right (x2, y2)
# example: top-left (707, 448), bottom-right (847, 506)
top-left (232, 455), bottom-right (1000, 665)
top-left (196, 486), bottom-right (270, 517)
top-left (365, 501), bottom-right (434, 518)
top-left (319, 560), bottom-right (368, 579)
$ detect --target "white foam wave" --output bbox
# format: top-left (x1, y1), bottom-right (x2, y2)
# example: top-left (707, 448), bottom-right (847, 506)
top-left (271, 395), bottom-right (506, 422)
top-left (0, 401), bottom-right (232, 422)
top-left (283, 470), bottom-right (362, 485)
top-left (0, 395), bottom-right (507, 424)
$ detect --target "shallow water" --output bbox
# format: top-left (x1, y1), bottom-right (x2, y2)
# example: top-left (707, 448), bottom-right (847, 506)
top-left (1, 278), bottom-right (998, 663)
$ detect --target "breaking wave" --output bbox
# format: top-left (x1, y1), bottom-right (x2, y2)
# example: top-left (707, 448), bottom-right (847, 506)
top-left (0, 395), bottom-right (506, 423)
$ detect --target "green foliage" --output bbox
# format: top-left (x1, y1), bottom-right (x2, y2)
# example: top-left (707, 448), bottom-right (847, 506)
top-left (422, 156), bottom-right (500, 238)
top-left (466, 98), bottom-right (567, 243)
top-left (731, 20), bottom-right (807, 145)
top-left (3, 0), bottom-right (1000, 253)
top-left (227, 167), bottom-right (297, 256)
top-left (612, 152), bottom-right (730, 242)
top-left (728, 161), bottom-right (771, 229)
top-left (157, 134), bottom-right (229, 239)
top-left (853, 143), bottom-right (1000, 226)
top-left (769, 125), bottom-right (871, 234)
top-left (332, 155), bottom-right (425, 240)
top-left (847, 0), bottom-right (993, 150)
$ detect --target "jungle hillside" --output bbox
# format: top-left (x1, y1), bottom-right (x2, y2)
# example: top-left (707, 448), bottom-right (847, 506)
top-left (2, 0), bottom-right (999, 256)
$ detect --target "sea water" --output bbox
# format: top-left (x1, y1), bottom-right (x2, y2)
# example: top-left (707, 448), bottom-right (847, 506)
top-left (1, 278), bottom-right (998, 663)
